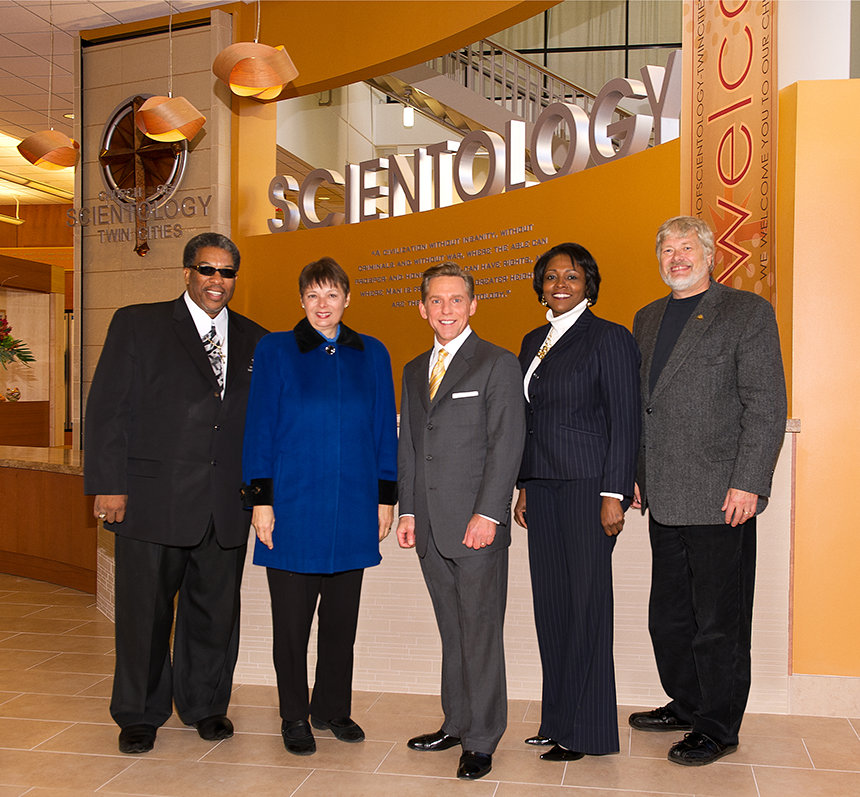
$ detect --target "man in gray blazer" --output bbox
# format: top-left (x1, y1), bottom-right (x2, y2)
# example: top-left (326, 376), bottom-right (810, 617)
top-left (628, 216), bottom-right (786, 766)
top-left (396, 263), bottom-right (525, 781)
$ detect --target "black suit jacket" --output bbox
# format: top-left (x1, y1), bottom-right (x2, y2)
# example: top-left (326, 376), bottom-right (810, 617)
top-left (518, 309), bottom-right (641, 498)
top-left (84, 297), bottom-right (267, 548)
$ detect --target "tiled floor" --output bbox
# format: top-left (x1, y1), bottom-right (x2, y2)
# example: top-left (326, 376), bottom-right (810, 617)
top-left (1, 573), bottom-right (859, 796)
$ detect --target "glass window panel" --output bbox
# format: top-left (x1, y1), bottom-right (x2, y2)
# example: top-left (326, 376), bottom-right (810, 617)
top-left (547, 1), bottom-right (626, 48)
top-left (546, 50), bottom-right (625, 95)
top-left (628, 0), bottom-right (682, 46)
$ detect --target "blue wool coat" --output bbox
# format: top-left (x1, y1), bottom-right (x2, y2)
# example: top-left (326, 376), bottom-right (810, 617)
top-left (242, 319), bottom-right (398, 574)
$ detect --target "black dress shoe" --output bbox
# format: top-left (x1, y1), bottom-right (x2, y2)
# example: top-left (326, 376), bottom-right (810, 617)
top-left (407, 729), bottom-right (461, 751)
top-left (628, 705), bottom-right (692, 732)
top-left (311, 716), bottom-right (365, 742)
top-left (524, 734), bottom-right (555, 746)
top-left (457, 750), bottom-right (492, 780)
top-left (668, 732), bottom-right (737, 766)
top-left (118, 724), bottom-right (156, 754)
top-left (194, 714), bottom-right (234, 741)
top-left (281, 719), bottom-right (316, 755)
top-left (540, 744), bottom-right (585, 761)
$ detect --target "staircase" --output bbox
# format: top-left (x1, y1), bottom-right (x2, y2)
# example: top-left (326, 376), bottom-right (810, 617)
top-left (367, 38), bottom-right (629, 141)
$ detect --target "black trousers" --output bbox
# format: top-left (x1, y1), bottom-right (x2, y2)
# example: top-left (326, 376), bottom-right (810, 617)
top-left (648, 516), bottom-right (756, 746)
top-left (111, 522), bottom-right (245, 728)
top-left (527, 479), bottom-right (619, 754)
top-left (266, 567), bottom-right (363, 721)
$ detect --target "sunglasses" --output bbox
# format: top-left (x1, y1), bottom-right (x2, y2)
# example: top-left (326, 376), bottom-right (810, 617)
top-left (190, 264), bottom-right (238, 279)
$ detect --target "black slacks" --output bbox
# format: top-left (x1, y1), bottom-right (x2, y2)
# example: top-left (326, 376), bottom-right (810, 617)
top-left (526, 479), bottom-right (619, 754)
top-left (648, 516), bottom-right (756, 746)
top-left (266, 567), bottom-right (363, 721)
top-left (111, 522), bottom-right (245, 728)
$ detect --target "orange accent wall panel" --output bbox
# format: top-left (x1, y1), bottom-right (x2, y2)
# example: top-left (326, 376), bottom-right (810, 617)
top-left (782, 80), bottom-right (860, 677)
top-left (233, 140), bottom-right (681, 399)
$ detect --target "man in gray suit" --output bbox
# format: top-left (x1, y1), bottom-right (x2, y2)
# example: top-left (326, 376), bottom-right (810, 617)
top-left (396, 262), bottom-right (525, 781)
top-left (629, 216), bottom-right (786, 766)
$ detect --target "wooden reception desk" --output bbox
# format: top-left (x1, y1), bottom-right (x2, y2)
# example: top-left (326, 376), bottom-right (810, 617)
top-left (0, 446), bottom-right (96, 592)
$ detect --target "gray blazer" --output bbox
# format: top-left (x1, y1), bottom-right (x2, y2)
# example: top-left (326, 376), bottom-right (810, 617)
top-left (398, 331), bottom-right (526, 559)
top-left (633, 280), bottom-right (787, 526)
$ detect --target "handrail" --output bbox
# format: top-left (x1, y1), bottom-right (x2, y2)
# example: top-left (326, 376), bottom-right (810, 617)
top-left (427, 38), bottom-right (629, 125)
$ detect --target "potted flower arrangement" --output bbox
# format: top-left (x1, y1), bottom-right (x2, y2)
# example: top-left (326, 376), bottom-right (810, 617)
top-left (0, 315), bottom-right (35, 369)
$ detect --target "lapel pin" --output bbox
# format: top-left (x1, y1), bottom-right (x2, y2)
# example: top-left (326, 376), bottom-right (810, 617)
top-left (697, 314), bottom-right (704, 320)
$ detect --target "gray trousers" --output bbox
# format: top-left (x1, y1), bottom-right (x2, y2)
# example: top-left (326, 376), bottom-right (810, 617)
top-left (419, 528), bottom-right (508, 754)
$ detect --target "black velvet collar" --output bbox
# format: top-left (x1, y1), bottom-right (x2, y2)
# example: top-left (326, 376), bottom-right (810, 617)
top-left (294, 317), bottom-right (364, 353)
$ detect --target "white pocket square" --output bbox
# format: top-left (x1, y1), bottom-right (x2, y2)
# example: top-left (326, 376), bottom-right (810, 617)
top-left (452, 390), bottom-right (479, 398)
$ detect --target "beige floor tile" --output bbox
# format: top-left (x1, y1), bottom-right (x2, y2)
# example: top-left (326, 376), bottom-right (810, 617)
top-left (0, 718), bottom-right (71, 750)
top-left (0, 650), bottom-right (58, 669)
top-left (205, 730), bottom-right (394, 772)
top-left (369, 691), bottom-right (446, 717)
top-left (485, 747), bottom-right (569, 785)
top-left (523, 700), bottom-right (541, 723)
top-left (0, 592), bottom-right (95, 608)
top-left (0, 633), bottom-right (114, 655)
top-left (803, 735), bottom-right (860, 771)
top-left (0, 604), bottom-right (43, 619)
top-left (741, 712), bottom-right (858, 741)
top-left (0, 693), bottom-right (112, 724)
top-left (0, 786), bottom-right (27, 797)
top-left (0, 618), bottom-right (86, 635)
top-left (754, 763), bottom-right (860, 796)
top-left (0, 671), bottom-right (105, 698)
top-left (75, 676), bottom-right (113, 698)
top-left (561, 751), bottom-right (758, 796)
top-left (498, 719), bottom-right (548, 752)
top-left (28, 606), bottom-right (105, 622)
top-left (29, 652), bottom-right (115, 675)
top-left (376, 743), bottom-right (466, 778)
top-left (0, 749), bottom-right (132, 790)
top-left (0, 576), bottom-right (63, 593)
top-left (229, 682), bottom-right (278, 707)
top-left (0, 693), bottom-right (20, 706)
top-left (62, 620), bottom-right (115, 638)
top-left (104, 758), bottom-right (312, 796)
top-left (352, 688), bottom-right (385, 713)
top-left (496, 784), bottom-right (672, 797)
top-left (358, 709), bottom-right (447, 744)
top-left (508, 698), bottom-right (532, 723)
top-left (292, 769), bottom-right (497, 795)
top-left (220, 703), bottom-right (281, 734)
top-left (36, 722), bottom-right (223, 761)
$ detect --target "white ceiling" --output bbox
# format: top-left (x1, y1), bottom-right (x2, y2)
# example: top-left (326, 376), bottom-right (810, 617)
top-left (0, 0), bottom-right (237, 205)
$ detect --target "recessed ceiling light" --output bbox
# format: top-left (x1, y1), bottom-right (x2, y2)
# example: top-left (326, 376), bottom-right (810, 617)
top-left (63, 113), bottom-right (75, 120)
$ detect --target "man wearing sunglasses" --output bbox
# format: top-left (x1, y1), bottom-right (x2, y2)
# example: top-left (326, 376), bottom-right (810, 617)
top-left (85, 232), bottom-right (267, 755)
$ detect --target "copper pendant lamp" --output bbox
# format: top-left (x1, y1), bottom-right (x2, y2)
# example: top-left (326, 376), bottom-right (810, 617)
top-left (17, 0), bottom-right (80, 169)
top-left (212, 0), bottom-right (297, 100)
top-left (135, 3), bottom-right (205, 142)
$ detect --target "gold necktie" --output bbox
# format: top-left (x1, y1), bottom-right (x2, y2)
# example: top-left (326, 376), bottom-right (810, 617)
top-left (537, 327), bottom-right (555, 359)
top-left (429, 349), bottom-right (448, 399)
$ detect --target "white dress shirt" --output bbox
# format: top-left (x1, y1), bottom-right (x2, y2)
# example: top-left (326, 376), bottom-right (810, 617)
top-left (184, 291), bottom-right (229, 397)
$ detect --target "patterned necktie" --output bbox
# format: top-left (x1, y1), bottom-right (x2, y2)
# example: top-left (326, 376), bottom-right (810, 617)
top-left (429, 349), bottom-right (448, 400)
top-left (537, 327), bottom-right (555, 359)
top-left (202, 323), bottom-right (224, 392)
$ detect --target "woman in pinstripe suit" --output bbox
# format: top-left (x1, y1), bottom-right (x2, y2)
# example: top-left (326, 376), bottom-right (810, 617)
top-left (514, 243), bottom-right (640, 761)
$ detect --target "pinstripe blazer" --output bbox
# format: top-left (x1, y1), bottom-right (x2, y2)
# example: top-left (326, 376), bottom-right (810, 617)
top-left (518, 308), bottom-right (641, 497)
top-left (633, 280), bottom-right (787, 526)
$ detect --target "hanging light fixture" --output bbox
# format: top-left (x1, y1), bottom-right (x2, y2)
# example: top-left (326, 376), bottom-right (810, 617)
top-left (135, 3), bottom-right (205, 142)
top-left (212, 0), bottom-right (298, 100)
top-left (17, 0), bottom-right (80, 170)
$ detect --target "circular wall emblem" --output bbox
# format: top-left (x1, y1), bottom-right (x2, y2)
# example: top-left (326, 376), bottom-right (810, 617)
top-left (98, 95), bottom-right (188, 209)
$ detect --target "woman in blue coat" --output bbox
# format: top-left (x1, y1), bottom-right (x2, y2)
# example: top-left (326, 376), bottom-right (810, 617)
top-left (242, 257), bottom-right (397, 756)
